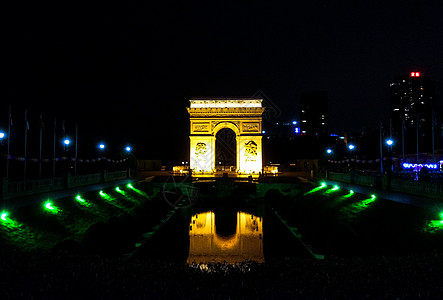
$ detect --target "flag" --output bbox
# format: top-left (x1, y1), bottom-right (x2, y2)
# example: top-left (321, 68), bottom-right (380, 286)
top-left (25, 109), bottom-right (29, 131)
top-left (39, 112), bottom-right (45, 131)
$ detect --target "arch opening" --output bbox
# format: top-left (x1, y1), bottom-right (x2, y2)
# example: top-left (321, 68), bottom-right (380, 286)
top-left (215, 128), bottom-right (237, 172)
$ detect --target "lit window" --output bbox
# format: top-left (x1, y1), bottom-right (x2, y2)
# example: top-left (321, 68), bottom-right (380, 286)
top-left (302, 120), bottom-right (307, 122)
top-left (393, 108), bottom-right (399, 111)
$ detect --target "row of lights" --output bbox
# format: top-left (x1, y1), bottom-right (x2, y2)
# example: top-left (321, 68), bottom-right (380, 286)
top-left (62, 139), bottom-right (132, 152)
top-left (1, 183), bottom-right (141, 221)
top-left (326, 139), bottom-right (394, 154)
top-left (0, 132), bottom-right (132, 153)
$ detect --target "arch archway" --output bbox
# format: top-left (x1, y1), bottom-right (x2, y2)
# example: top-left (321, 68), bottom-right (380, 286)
top-left (187, 98), bottom-right (265, 174)
top-left (215, 128), bottom-right (237, 171)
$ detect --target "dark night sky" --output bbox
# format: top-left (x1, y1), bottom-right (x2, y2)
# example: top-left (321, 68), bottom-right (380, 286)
top-left (2, 0), bottom-right (443, 161)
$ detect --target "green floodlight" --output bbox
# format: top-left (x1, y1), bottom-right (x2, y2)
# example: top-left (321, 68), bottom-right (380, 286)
top-left (127, 183), bottom-right (134, 189)
top-left (1, 212), bottom-right (8, 221)
top-left (115, 186), bottom-right (126, 196)
top-left (76, 195), bottom-right (85, 203)
top-left (349, 190), bottom-right (354, 194)
top-left (332, 185), bottom-right (339, 191)
top-left (99, 190), bottom-right (106, 197)
top-left (371, 194), bottom-right (377, 200)
top-left (44, 201), bottom-right (55, 211)
top-left (320, 182), bottom-right (327, 187)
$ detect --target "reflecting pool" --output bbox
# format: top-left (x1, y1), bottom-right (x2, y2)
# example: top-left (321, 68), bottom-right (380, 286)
top-left (187, 211), bottom-right (264, 264)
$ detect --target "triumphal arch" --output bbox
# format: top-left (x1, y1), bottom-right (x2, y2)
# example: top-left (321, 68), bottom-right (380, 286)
top-left (187, 98), bottom-right (265, 174)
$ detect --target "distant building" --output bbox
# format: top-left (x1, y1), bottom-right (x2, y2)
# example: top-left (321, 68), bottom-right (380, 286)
top-left (300, 92), bottom-right (328, 138)
top-left (389, 72), bottom-right (435, 152)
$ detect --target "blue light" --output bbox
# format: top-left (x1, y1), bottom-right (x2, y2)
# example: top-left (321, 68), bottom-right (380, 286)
top-left (98, 144), bottom-right (105, 149)
top-left (292, 121), bottom-right (297, 125)
top-left (403, 163), bottom-right (438, 169)
top-left (348, 144), bottom-right (355, 150)
top-left (262, 130), bottom-right (266, 134)
top-left (330, 134), bottom-right (338, 137)
top-left (125, 146), bottom-right (131, 152)
top-left (386, 139), bottom-right (394, 146)
top-left (326, 149), bottom-right (333, 154)
top-left (0, 132), bottom-right (5, 139)
top-left (294, 127), bottom-right (300, 133)
top-left (63, 139), bottom-right (71, 145)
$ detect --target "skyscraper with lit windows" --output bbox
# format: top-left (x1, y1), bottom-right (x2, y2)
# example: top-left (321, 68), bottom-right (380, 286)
top-left (300, 91), bottom-right (328, 138)
top-left (390, 72), bottom-right (435, 152)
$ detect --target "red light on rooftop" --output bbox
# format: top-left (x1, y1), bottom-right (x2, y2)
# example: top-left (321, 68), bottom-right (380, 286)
top-left (411, 72), bottom-right (420, 77)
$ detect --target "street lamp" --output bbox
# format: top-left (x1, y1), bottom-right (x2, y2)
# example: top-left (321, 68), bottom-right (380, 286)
top-left (326, 148), bottom-right (333, 154)
top-left (0, 132), bottom-right (5, 139)
top-left (98, 143), bottom-right (105, 150)
top-left (125, 146), bottom-right (131, 152)
top-left (63, 139), bottom-right (71, 146)
top-left (385, 139), bottom-right (394, 173)
top-left (348, 144), bottom-right (355, 150)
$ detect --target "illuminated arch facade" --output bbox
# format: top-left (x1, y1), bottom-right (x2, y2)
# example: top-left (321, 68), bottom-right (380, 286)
top-left (187, 98), bottom-right (265, 174)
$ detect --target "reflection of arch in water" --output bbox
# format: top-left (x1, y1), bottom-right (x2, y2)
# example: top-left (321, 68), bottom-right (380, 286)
top-left (187, 211), bottom-right (264, 264)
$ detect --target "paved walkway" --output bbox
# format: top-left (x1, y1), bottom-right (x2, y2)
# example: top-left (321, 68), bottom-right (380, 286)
top-left (1, 178), bottom-right (137, 210)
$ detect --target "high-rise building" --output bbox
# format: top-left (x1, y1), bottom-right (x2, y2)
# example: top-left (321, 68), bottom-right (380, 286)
top-left (300, 91), bottom-right (328, 138)
top-left (390, 72), bottom-right (435, 152)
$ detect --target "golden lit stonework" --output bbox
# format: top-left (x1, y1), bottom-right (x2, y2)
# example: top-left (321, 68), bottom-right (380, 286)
top-left (187, 211), bottom-right (264, 264)
top-left (188, 98), bottom-right (265, 174)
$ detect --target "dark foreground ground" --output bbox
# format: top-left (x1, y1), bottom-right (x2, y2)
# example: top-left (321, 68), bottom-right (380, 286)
top-left (2, 177), bottom-right (443, 299)
top-left (1, 250), bottom-right (443, 299)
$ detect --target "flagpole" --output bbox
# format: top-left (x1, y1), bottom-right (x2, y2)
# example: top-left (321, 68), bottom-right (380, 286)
top-left (432, 108), bottom-right (435, 162)
top-left (75, 122), bottom-right (78, 176)
top-left (401, 118), bottom-right (405, 159)
top-left (379, 121), bottom-right (383, 174)
top-left (416, 114), bottom-right (419, 163)
top-left (39, 113), bottom-right (43, 179)
top-left (53, 117), bottom-right (56, 178)
top-left (24, 109), bottom-right (28, 180)
top-left (6, 105), bottom-right (11, 179)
